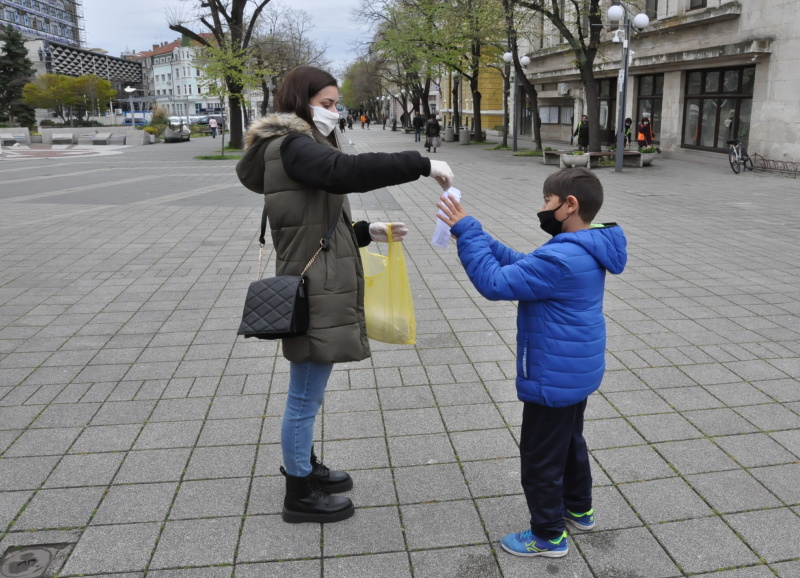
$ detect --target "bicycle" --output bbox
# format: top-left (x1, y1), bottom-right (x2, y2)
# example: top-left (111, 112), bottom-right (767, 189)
top-left (727, 139), bottom-right (754, 174)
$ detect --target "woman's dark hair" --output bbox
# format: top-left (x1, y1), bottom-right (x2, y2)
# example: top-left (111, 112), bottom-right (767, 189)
top-left (274, 65), bottom-right (339, 146)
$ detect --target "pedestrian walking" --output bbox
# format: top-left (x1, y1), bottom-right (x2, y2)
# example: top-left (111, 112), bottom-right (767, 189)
top-left (338, 117), bottom-right (346, 133)
top-left (236, 64), bottom-right (455, 526)
top-left (573, 115), bottom-right (589, 152)
top-left (347, 114), bottom-right (353, 130)
top-left (623, 117), bottom-right (632, 149)
top-left (425, 115), bottom-right (441, 153)
top-left (413, 113), bottom-right (425, 142)
top-left (208, 117), bottom-right (218, 138)
top-left (382, 115), bottom-right (387, 130)
top-left (436, 168), bottom-right (627, 558)
top-left (366, 115), bottom-right (371, 129)
top-left (360, 114), bottom-right (366, 129)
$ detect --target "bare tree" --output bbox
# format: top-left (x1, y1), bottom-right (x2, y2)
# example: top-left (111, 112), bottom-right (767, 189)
top-left (251, 3), bottom-right (331, 116)
top-left (513, 0), bottom-right (606, 152)
top-left (167, 0), bottom-right (273, 148)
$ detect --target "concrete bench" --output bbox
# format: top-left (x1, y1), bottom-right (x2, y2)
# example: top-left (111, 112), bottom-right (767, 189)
top-left (92, 132), bottom-right (112, 145)
top-left (0, 133), bottom-right (27, 146)
top-left (109, 133), bottom-right (126, 145)
top-left (52, 132), bottom-right (74, 145)
top-left (544, 150), bottom-right (643, 167)
top-left (77, 133), bottom-right (96, 145)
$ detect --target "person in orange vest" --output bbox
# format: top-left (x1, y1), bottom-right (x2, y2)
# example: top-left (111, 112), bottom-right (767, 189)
top-left (360, 114), bottom-right (366, 129)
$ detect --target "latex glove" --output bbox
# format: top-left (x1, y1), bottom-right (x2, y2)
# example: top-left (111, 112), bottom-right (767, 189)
top-left (429, 159), bottom-right (454, 190)
top-left (369, 222), bottom-right (409, 242)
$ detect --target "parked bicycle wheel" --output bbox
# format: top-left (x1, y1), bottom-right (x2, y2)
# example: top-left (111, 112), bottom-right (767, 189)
top-left (729, 150), bottom-right (741, 174)
top-left (743, 154), bottom-right (754, 171)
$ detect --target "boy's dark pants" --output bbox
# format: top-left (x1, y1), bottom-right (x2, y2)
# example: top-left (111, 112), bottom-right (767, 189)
top-left (520, 399), bottom-right (592, 540)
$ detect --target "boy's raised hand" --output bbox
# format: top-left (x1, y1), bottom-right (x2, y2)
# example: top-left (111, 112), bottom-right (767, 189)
top-left (437, 194), bottom-right (468, 227)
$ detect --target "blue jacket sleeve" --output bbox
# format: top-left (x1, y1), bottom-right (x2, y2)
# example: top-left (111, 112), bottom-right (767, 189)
top-left (281, 133), bottom-right (431, 194)
top-left (451, 217), bottom-right (564, 302)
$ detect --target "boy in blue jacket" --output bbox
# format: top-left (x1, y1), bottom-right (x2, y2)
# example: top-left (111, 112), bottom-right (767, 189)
top-left (437, 167), bottom-right (627, 557)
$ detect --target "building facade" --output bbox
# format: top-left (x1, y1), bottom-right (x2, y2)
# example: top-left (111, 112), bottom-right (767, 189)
top-left (0, 0), bottom-right (83, 47)
top-left (515, 0), bottom-right (798, 161)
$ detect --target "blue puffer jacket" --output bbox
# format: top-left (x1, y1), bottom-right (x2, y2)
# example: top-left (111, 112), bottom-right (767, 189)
top-left (450, 217), bottom-right (627, 407)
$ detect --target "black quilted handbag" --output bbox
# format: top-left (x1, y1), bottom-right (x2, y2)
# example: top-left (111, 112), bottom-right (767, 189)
top-left (237, 207), bottom-right (338, 340)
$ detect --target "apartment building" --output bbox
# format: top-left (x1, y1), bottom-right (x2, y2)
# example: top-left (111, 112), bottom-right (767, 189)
top-left (517, 0), bottom-right (797, 160)
top-left (0, 0), bottom-right (83, 46)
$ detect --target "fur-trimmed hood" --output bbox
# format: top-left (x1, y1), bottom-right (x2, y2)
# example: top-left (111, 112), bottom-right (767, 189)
top-left (244, 113), bottom-right (313, 150)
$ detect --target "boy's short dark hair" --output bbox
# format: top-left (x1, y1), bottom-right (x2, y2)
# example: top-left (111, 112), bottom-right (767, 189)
top-left (542, 167), bottom-right (604, 223)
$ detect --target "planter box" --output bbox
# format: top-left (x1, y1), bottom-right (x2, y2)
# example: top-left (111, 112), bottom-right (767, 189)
top-left (641, 152), bottom-right (656, 166)
top-left (30, 134), bottom-right (42, 143)
top-left (560, 153), bottom-right (590, 168)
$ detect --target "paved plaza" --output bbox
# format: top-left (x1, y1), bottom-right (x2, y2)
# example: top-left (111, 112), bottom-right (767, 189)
top-left (1, 128), bottom-right (800, 577)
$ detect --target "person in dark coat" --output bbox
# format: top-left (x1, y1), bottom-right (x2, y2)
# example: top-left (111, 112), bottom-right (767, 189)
top-left (236, 65), bottom-right (455, 526)
top-left (573, 115), bottom-right (589, 151)
top-left (637, 117), bottom-right (654, 148)
top-left (413, 113), bottom-right (425, 142)
top-left (425, 115), bottom-right (441, 153)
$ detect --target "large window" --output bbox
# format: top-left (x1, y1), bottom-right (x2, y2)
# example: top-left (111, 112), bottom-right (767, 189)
top-left (682, 66), bottom-right (754, 151)
top-left (689, 0), bottom-right (706, 8)
top-left (597, 78), bottom-right (617, 145)
top-left (646, 0), bottom-right (658, 20)
top-left (636, 74), bottom-right (663, 144)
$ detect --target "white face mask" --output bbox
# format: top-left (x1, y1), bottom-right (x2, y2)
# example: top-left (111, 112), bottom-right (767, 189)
top-left (310, 105), bottom-right (339, 136)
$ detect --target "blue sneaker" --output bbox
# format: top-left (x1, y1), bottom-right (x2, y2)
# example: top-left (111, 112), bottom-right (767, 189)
top-left (564, 507), bottom-right (595, 530)
top-left (499, 529), bottom-right (568, 557)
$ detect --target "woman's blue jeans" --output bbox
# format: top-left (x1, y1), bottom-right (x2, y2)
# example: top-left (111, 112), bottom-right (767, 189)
top-left (281, 361), bottom-right (333, 477)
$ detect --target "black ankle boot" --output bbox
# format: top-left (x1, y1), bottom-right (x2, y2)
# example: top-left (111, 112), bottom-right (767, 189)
top-left (280, 466), bottom-right (354, 524)
top-left (310, 448), bottom-right (353, 493)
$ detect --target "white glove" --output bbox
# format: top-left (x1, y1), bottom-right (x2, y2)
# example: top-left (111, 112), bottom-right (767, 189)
top-left (429, 159), bottom-right (454, 190)
top-left (369, 222), bottom-right (409, 242)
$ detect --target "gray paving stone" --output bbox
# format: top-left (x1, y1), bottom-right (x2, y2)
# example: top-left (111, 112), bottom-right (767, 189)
top-left (60, 522), bottom-right (161, 575)
top-left (411, 545), bottom-right (501, 578)
top-left (44, 452), bottom-right (124, 488)
top-left (0, 455), bottom-right (59, 490)
top-left (656, 386), bottom-right (725, 411)
top-left (318, 437), bottom-right (390, 470)
top-left (114, 448), bottom-right (191, 483)
top-left (12, 486), bottom-right (105, 530)
top-left (207, 394), bottom-right (267, 419)
top-left (150, 517), bottom-right (240, 568)
top-left (90, 400), bottom-right (156, 425)
top-left (323, 388), bottom-right (381, 412)
top-left (683, 407), bottom-right (760, 436)
top-left (714, 433), bottom-right (798, 468)
top-left (725, 508), bottom-right (800, 562)
top-left (394, 462), bottom-right (469, 504)
top-left (585, 417), bottom-right (647, 449)
top-left (184, 444), bottom-right (256, 479)
top-left (170, 477), bottom-right (249, 519)
top-left (772, 561), bottom-right (800, 577)
top-left (30, 402), bottom-right (101, 428)
top-left (632, 366), bottom-right (698, 388)
top-left (234, 560), bottom-right (318, 577)
top-left (237, 514), bottom-right (320, 562)
top-left (628, 412), bottom-right (704, 443)
top-left (133, 420), bottom-right (203, 449)
top-left (383, 407), bottom-right (445, 436)
top-left (619, 477), bottom-right (713, 524)
top-left (440, 403), bottom-right (506, 432)
top-left (687, 470), bottom-right (782, 513)
top-left (324, 552), bottom-right (411, 578)
top-left (387, 432), bottom-right (457, 466)
top-left (655, 438), bottom-right (739, 474)
top-left (592, 445), bottom-right (675, 483)
top-left (0, 490), bottom-right (32, 531)
top-left (4, 426), bottom-right (82, 456)
top-left (148, 568), bottom-right (232, 578)
top-left (92, 482), bottom-right (177, 525)
top-left (198, 417), bottom-right (262, 446)
top-left (450, 428), bottom-right (519, 461)
top-left (376, 385), bottom-right (435, 410)
top-left (461, 457), bottom-right (520, 498)
top-left (401, 500), bottom-right (486, 549)
top-left (749, 464), bottom-right (800, 505)
top-left (150, 396), bottom-right (212, 421)
top-left (323, 506), bottom-right (405, 555)
top-left (574, 527), bottom-right (680, 577)
top-left (322, 410), bottom-right (385, 439)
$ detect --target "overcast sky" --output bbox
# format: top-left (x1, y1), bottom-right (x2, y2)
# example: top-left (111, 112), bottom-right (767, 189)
top-left (82, 0), bottom-right (370, 75)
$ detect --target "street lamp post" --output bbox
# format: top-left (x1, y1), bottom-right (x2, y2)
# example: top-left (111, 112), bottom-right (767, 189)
top-left (608, 3), bottom-right (649, 173)
top-left (123, 86), bottom-right (139, 127)
top-left (503, 52), bottom-right (530, 152)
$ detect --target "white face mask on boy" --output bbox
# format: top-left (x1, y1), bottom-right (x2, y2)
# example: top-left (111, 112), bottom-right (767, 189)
top-left (310, 105), bottom-right (340, 136)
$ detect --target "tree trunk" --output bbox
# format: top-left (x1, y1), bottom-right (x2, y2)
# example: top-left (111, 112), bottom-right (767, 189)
top-left (502, 65), bottom-right (510, 148)
top-left (227, 83), bottom-right (244, 149)
top-left (579, 66), bottom-right (601, 152)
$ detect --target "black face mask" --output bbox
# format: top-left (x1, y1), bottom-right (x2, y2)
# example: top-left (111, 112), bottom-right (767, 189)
top-left (538, 202), bottom-right (566, 237)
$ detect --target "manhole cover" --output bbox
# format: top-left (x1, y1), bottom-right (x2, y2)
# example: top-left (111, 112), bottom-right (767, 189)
top-left (0, 545), bottom-right (71, 578)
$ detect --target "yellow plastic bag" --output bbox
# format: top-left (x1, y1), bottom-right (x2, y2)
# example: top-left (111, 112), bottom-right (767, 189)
top-left (360, 226), bottom-right (416, 344)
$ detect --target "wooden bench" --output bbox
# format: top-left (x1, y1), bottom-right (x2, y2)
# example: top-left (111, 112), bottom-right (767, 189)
top-left (197, 126), bottom-right (213, 135)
